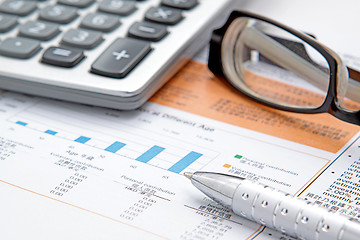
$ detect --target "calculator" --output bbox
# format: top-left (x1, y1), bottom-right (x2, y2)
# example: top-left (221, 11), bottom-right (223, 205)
top-left (0, 0), bottom-right (237, 109)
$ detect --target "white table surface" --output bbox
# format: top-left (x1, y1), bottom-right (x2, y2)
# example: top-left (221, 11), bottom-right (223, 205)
top-left (239, 0), bottom-right (360, 65)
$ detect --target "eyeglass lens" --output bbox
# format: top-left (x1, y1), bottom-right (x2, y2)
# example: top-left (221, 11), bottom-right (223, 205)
top-left (221, 17), bottom-right (360, 112)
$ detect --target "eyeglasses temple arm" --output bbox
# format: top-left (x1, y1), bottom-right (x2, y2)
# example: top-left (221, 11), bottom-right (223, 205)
top-left (348, 68), bottom-right (360, 103)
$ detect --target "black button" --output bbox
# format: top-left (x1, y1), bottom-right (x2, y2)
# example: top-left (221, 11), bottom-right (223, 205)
top-left (41, 46), bottom-right (85, 67)
top-left (161, 0), bottom-right (198, 10)
top-left (144, 6), bottom-right (182, 25)
top-left (128, 21), bottom-right (167, 41)
top-left (91, 38), bottom-right (151, 78)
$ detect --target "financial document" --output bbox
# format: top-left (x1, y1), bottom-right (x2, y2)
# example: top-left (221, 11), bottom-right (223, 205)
top-left (1, 59), bottom-right (360, 240)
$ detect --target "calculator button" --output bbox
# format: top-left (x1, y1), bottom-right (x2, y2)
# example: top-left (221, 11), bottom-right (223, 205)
top-left (61, 29), bottom-right (103, 49)
top-left (144, 6), bottom-right (182, 25)
top-left (98, 0), bottom-right (137, 16)
top-left (0, 37), bottom-right (41, 59)
top-left (80, 13), bottom-right (120, 32)
top-left (57, 0), bottom-right (95, 8)
top-left (161, 0), bottom-right (198, 10)
top-left (41, 46), bottom-right (85, 67)
top-left (91, 38), bottom-right (151, 78)
top-left (19, 21), bottom-right (60, 41)
top-left (0, 0), bottom-right (37, 16)
top-left (128, 21), bottom-right (167, 41)
top-left (39, 5), bottom-right (78, 24)
top-left (0, 13), bottom-right (18, 33)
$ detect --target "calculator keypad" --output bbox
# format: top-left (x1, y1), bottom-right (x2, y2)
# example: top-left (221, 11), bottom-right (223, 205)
top-left (0, 0), bottom-right (199, 76)
top-left (0, 0), bottom-right (235, 110)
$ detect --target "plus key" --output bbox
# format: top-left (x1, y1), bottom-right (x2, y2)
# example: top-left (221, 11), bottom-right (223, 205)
top-left (91, 38), bottom-right (151, 78)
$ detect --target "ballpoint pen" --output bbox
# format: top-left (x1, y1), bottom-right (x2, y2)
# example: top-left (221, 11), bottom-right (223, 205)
top-left (184, 171), bottom-right (360, 240)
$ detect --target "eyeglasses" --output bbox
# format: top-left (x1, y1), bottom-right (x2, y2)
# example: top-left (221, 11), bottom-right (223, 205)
top-left (208, 11), bottom-right (360, 125)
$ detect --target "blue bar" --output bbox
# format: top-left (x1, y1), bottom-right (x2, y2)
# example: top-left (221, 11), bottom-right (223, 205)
top-left (74, 136), bottom-right (91, 144)
top-left (136, 145), bottom-right (165, 163)
top-left (105, 141), bottom-right (126, 153)
top-left (16, 121), bottom-right (27, 126)
top-left (45, 130), bottom-right (57, 135)
top-left (168, 151), bottom-right (203, 173)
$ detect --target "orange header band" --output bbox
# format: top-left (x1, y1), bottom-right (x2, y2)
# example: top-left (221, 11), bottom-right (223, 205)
top-left (150, 61), bottom-right (359, 153)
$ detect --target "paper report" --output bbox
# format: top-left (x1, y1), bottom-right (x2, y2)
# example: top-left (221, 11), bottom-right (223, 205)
top-left (1, 60), bottom-right (360, 240)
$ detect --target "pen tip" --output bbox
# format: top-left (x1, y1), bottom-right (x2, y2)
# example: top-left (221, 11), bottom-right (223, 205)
top-left (183, 172), bottom-right (193, 180)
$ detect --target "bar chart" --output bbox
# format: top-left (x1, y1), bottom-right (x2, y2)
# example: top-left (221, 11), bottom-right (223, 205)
top-left (10, 104), bottom-right (218, 174)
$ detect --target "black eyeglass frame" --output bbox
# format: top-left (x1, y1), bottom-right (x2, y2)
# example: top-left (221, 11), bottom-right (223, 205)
top-left (208, 10), bottom-right (360, 125)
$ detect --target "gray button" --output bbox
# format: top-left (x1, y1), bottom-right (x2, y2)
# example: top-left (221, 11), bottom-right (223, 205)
top-left (0, 37), bottom-right (41, 59)
top-left (98, 0), bottom-right (136, 16)
top-left (41, 46), bottom-right (84, 67)
top-left (19, 21), bottom-right (60, 41)
top-left (80, 13), bottom-right (120, 32)
top-left (128, 21), bottom-right (167, 41)
top-left (58, 0), bottom-right (95, 8)
top-left (91, 38), bottom-right (151, 78)
top-left (0, 13), bottom-right (18, 33)
top-left (39, 5), bottom-right (78, 24)
top-left (0, 0), bottom-right (37, 16)
top-left (61, 29), bottom-right (103, 49)
top-left (145, 6), bottom-right (182, 25)
top-left (161, 0), bottom-right (198, 10)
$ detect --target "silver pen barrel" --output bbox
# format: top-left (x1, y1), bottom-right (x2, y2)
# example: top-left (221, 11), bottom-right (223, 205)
top-left (185, 171), bottom-right (360, 240)
top-left (184, 172), bottom-right (244, 208)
